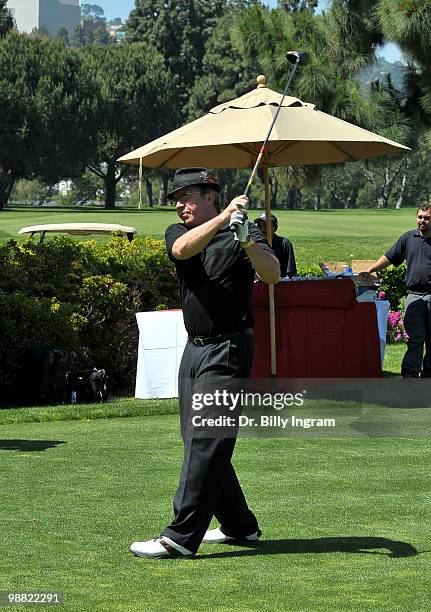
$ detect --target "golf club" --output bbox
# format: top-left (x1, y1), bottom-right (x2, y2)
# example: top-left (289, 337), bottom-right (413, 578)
top-left (244, 50), bottom-right (308, 199)
top-left (230, 51), bottom-right (308, 232)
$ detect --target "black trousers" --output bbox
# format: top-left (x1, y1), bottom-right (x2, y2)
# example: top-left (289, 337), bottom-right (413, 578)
top-left (162, 333), bottom-right (259, 553)
top-left (402, 293), bottom-right (431, 377)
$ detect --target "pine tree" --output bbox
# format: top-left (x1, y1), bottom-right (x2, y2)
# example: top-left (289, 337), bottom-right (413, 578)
top-left (0, 0), bottom-right (14, 38)
top-left (376, 0), bottom-right (431, 117)
top-left (126, 0), bottom-right (226, 117)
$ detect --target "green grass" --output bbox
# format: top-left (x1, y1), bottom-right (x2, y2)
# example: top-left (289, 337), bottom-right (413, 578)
top-left (0, 397), bottom-right (178, 426)
top-left (1, 413), bottom-right (430, 611)
top-left (0, 206), bottom-right (418, 263)
top-left (1, 345), bottom-right (427, 611)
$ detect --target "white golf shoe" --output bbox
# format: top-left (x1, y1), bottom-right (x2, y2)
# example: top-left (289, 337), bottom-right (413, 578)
top-left (129, 536), bottom-right (193, 559)
top-left (202, 527), bottom-right (261, 544)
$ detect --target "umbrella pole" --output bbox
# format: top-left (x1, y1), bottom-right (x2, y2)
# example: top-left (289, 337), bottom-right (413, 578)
top-left (263, 167), bottom-right (277, 377)
top-left (138, 156), bottom-right (143, 211)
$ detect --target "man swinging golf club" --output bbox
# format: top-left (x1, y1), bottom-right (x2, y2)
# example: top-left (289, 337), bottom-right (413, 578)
top-left (130, 168), bottom-right (279, 558)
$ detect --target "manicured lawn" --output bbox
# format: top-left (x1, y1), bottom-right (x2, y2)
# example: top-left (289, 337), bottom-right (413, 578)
top-left (1, 412), bottom-right (430, 611)
top-left (0, 206), bottom-right (418, 263)
top-left (1, 345), bottom-right (427, 611)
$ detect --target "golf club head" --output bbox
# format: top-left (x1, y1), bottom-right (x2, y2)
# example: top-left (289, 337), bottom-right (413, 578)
top-left (286, 51), bottom-right (309, 65)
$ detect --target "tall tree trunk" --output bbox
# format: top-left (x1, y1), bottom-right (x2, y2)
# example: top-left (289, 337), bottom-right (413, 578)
top-left (287, 186), bottom-right (300, 209)
top-left (395, 173), bottom-right (407, 210)
top-left (269, 170), bottom-right (278, 209)
top-left (223, 171), bottom-right (233, 204)
top-left (377, 164), bottom-right (400, 209)
top-left (38, 184), bottom-right (54, 206)
top-left (345, 185), bottom-right (359, 209)
top-left (145, 177), bottom-right (153, 207)
top-left (395, 158), bottom-right (411, 210)
top-left (0, 171), bottom-right (15, 210)
top-left (158, 174), bottom-right (168, 205)
top-left (104, 162), bottom-right (117, 210)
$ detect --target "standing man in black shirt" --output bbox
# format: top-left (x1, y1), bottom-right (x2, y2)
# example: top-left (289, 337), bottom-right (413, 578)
top-left (362, 205), bottom-right (431, 378)
top-left (130, 168), bottom-right (279, 558)
top-left (254, 213), bottom-right (297, 278)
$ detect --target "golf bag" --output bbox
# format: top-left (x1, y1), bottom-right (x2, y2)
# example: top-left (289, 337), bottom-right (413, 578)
top-left (66, 368), bottom-right (108, 404)
top-left (18, 347), bottom-right (70, 406)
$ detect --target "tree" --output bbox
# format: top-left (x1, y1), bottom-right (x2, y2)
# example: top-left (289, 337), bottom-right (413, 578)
top-left (186, 1), bottom-right (257, 120)
top-left (81, 43), bottom-right (176, 209)
top-left (126, 0), bottom-right (226, 116)
top-left (231, 2), bottom-right (383, 207)
top-left (81, 4), bottom-right (105, 22)
top-left (0, 0), bottom-right (13, 38)
top-left (0, 32), bottom-right (99, 210)
top-left (376, 0), bottom-right (431, 119)
top-left (278, 0), bottom-right (318, 11)
top-left (56, 26), bottom-right (70, 46)
top-left (72, 22), bottom-right (113, 47)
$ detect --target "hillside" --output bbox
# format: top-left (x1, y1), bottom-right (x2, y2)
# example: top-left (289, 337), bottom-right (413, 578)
top-left (357, 56), bottom-right (408, 92)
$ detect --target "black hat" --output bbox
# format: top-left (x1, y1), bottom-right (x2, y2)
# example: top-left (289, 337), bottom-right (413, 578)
top-left (254, 212), bottom-right (278, 225)
top-left (167, 168), bottom-right (222, 200)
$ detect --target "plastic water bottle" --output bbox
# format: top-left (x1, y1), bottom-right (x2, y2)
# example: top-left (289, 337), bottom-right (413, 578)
top-left (71, 390), bottom-right (77, 404)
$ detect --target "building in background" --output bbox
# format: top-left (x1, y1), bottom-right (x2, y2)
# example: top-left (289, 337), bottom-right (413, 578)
top-left (7, 0), bottom-right (80, 37)
top-left (107, 19), bottom-right (125, 43)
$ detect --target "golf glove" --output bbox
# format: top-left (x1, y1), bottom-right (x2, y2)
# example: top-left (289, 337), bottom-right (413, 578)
top-left (229, 210), bottom-right (249, 243)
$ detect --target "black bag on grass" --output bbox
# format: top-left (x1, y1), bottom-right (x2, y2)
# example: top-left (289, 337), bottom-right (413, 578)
top-left (66, 368), bottom-right (108, 404)
top-left (18, 348), bottom-right (70, 406)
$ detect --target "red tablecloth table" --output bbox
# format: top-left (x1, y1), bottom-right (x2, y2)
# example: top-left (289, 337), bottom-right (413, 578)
top-left (250, 279), bottom-right (382, 378)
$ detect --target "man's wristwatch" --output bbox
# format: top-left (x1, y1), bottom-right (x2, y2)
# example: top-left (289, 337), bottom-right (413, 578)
top-left (240, 239), bottom-right (255, 250)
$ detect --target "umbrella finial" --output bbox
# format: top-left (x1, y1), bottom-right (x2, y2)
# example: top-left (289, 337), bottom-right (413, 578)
top-left (256, 75), bottom-right (267, 88)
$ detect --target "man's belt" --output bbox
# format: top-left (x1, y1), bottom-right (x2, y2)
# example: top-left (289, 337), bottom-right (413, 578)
top-left (189, 328), bottom-right (253, 347)
top-left (407, 289), bottom-right (431, 295)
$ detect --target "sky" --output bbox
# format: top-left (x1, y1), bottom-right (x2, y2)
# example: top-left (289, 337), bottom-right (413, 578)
top-left (94, 0), bottom-right (403, 63)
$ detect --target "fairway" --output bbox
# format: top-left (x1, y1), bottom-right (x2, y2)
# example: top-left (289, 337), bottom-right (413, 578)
top-left (1, 411), bottom-right (430, 612)
top-left (0, 206), bottom-right (419, 264)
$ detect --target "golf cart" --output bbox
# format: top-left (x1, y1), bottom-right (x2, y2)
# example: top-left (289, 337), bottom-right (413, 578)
top-left (18, 223), bottom-right (137, 242)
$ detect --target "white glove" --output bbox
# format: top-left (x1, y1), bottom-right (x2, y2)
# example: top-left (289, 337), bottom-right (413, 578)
top-left (229, 210), bottom-right (249, 243)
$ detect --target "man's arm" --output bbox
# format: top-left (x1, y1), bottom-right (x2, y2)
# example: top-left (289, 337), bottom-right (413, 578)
top-left (242, 243), bottom-right (280, 284)
top-left (172, 196), bottom-right (247, 260)
top-left (357, 255), bottom-right (391, 281)
top-left (365, 255), bottom-right (391, 273)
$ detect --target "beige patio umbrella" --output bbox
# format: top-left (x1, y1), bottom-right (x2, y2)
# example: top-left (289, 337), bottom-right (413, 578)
top-left (118, 75), bottom-right (409, 375)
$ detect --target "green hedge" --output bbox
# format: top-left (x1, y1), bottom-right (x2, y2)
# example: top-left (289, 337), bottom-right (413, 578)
top-left (0, 236), bottom-right (179, 405)
top-left (377, 264), bottom-right (407, 310)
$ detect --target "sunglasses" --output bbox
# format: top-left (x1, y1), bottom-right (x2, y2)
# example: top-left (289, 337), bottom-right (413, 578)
top-left (171, 191), bottom-right (203, 203)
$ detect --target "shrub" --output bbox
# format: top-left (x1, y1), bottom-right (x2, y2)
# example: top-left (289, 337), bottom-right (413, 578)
top-left (0, 291), bottom-right (78, 405)
top-left (296, 264), bottom-right (324, 278)
top-left (377, 264), bottom-right (407, 309)
top-left (386, 308), bottom-right (408, 344)
top-left (0, 236), bottom-right (179, 404)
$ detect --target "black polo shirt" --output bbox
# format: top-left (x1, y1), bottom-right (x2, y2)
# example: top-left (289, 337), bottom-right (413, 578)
top-left (272, 234), bottom-right (297, 278)
top-left (165, 222), bottom-right (274, 337)
top-left (385, 229), bottom-right (431, 293)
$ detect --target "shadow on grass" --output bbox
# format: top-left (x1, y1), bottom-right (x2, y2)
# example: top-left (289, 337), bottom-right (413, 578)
top-left (198, 537), bottom-right (417, 559)
top-left (0, 440), bottom-right (66, 452)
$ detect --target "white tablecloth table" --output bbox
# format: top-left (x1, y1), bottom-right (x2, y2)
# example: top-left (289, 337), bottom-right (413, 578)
top-left (135, 310), bottom-right (187, 399)
top-left (375, 300), bottom-right (390, 364)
